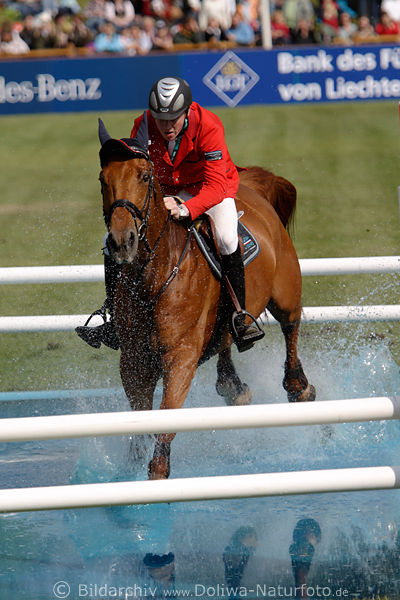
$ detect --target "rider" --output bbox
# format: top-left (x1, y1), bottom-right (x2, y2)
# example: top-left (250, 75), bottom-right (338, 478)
top-left (76, 76), bottom-right (264, 352)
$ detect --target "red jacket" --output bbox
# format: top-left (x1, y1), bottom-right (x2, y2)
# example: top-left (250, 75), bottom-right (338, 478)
top-left (130, 102), bottom-right (239, 220)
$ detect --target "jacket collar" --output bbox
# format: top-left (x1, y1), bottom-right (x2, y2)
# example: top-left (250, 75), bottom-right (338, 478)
top-left (173, 103), bottom-right (199, 167)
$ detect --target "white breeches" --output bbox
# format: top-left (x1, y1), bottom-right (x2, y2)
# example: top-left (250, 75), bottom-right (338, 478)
top-left (179, 191), bottom-right (239, 256)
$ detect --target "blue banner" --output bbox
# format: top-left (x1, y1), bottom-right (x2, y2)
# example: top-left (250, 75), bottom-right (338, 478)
top-left (0, 44), bottom-right (399, 114)
top-left (0, 54), bottom-right (181, 114)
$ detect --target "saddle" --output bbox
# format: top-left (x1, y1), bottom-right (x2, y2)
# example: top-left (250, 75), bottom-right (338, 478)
top-left (192, 213), bottom-right (260, 280)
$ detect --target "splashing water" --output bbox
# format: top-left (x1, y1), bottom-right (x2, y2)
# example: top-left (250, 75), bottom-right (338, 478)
top-left (1, 337), bottom-right (400, 600)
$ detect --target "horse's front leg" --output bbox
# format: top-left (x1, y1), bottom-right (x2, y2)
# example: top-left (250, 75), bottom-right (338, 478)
top-left (120, 348), bottom-right (160, 462)
top-left (148, 349), bottom-right (199, 480)
top-left (120, 348), bottom-right (159, 411)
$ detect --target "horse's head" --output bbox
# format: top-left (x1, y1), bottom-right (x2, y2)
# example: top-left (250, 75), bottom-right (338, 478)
top-left (98, 117), bottom-right (154, 264)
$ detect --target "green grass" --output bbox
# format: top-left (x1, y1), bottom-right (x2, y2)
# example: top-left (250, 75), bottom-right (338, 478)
top-left (0, 101), bottom-right (399, 391)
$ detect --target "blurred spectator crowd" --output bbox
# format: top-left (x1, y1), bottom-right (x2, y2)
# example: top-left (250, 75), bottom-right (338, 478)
top-left (0, 0), bottom-right (397, 55)
top-left (270, 0), bottom-right (399, 44)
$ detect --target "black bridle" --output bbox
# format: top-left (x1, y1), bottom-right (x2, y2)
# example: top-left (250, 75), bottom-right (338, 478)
top-left (104, 154), bottom-right (156, 254)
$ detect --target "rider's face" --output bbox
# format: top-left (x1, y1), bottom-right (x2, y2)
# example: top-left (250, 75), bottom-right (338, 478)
top-left (154, 112), bottom-right (186, 142)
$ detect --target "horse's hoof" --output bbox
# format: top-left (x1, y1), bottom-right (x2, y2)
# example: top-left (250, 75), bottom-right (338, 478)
top-left (216, 380), bottom-right (252, 406)
top-left (288, 384), bottom-right (316, 403)
top-left (232, 383), bottom-right (252, 406)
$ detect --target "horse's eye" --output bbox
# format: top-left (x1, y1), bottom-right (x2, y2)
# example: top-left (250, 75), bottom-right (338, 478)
top-left (143, 173), bottom-right (150, 183)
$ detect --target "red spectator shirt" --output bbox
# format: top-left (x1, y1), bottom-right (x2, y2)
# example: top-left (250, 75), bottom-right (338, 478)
top-left (376, 21), bottom-right (399, 35)
top-left (130, 102), bottom-right (239, 220)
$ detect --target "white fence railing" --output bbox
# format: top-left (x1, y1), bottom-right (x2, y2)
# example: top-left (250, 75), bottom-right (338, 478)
top-left (0, 397), bottom-right (399, 512)
top-left (1, 466), bottom-right (399, 513)
top-left (0, 256), bottom-right (400, 284)
top-left (1, 305), bottom-right (400, 333)
top-left (1, 256), bottom-right (399, 284)
top-left (0, 397), bottom-right (400, 512)
top-left (0, 256), bottom-right (399, 333)
top-left (0, 396), bottom-right (399, 442)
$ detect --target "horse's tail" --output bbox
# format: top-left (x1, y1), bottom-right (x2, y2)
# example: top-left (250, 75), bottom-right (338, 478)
top-left (239, 166), bottom-right (297, 235)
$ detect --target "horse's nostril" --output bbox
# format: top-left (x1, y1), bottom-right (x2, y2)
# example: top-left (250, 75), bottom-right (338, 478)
top-left (129, 231), bottom-right (136, 246)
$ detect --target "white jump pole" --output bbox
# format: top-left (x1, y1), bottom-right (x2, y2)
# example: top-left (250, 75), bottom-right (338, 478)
top-left (260, 305), bottom-right (400, 326)
top-left (0, 264), bottom-right (104, 285)
top-left (300, 255), bottom-right (400, 275)
top-left (0, 256), bottom-right (399, 285)
top-left (0, 397), bottom-right (399, 443)
top-left (1, 305), bottom-right (399, 333)
top-left (0, 466), bottom-right (399, 513)
top-left (0, 314), bottom-right (104, 333)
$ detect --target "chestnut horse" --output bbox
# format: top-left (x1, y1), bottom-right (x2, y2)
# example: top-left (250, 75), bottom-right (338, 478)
top-left (98, 118), bottom-right (315, 480)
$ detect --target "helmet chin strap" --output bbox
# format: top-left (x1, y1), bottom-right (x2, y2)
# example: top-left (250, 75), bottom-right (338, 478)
top-left (168, 115), bottom-right (189, 162)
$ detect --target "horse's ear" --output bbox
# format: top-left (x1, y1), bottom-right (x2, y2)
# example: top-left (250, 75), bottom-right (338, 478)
top-left (98, 118), bottom-right (112, 146)
top-left (131, 111), bottom-right (149, 152)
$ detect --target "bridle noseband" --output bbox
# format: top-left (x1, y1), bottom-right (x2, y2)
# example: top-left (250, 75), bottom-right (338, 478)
top-left (107, 199), bottom-right (149, 243)
top-left (104, 152), bottom-right (156, 254)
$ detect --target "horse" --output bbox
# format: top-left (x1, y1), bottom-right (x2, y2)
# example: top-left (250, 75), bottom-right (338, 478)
top-left (97, 117), bottom-right (316, 480)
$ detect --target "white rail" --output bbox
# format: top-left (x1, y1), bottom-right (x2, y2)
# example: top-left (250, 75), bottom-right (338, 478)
top-left (0, 466), bottom-right (399, 513)
top-left (0, 264), bottom-right (104, 285)
top-left (0, 397), bottom-right (399, 442)
top-left (299, 256), bottom-right (400, 276)
top-left (0, 256), bottom-right (399, 285)
top-left (0, 257), bottom-right (398, 332)
top-left (1, 305), bottom-right (400, 333)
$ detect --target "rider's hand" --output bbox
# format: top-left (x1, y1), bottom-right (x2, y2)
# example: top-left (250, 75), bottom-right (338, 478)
top-left (163, 196), bottom-right (190, 220)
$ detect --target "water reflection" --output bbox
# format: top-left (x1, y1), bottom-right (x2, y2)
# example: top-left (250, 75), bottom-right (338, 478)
top-left (289, 519), bottom-right (321, 598)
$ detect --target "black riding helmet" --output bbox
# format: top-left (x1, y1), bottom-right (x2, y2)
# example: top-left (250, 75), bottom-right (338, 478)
top-left (148, 76), bottom-right (192, 120)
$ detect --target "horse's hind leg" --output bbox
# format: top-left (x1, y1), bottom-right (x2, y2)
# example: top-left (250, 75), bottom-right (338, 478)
top-left (267, 300), bottom-right (315, 403)
top-left (280, 319), bottom-right (316, 403)
top-left (216, 347), bottom-right (251, 406)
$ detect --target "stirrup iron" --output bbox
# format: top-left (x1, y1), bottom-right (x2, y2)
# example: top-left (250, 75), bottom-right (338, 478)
top-left (75, 303), bottom-right (119, 350)
top-left (231, 310), bottom-right (265, 353)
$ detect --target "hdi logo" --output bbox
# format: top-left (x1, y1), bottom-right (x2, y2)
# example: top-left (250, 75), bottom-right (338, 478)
top-left (202, 51), bottom-right (260, 107)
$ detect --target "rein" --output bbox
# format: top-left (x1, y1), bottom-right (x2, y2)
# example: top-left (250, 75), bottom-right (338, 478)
top-left (148, 225), bottom-right (193, 309)
top-left (118, 217), bottom-right (193, 312)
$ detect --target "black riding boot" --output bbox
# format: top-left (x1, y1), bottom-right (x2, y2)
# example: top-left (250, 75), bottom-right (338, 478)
top-left (221, 246), bottom-right (265, 353)
top-left (75, 254), bottom-right (121, 350)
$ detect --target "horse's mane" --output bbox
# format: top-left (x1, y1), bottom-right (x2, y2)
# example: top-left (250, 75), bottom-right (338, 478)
top-left (239, 166), bottom-right (297, 235)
